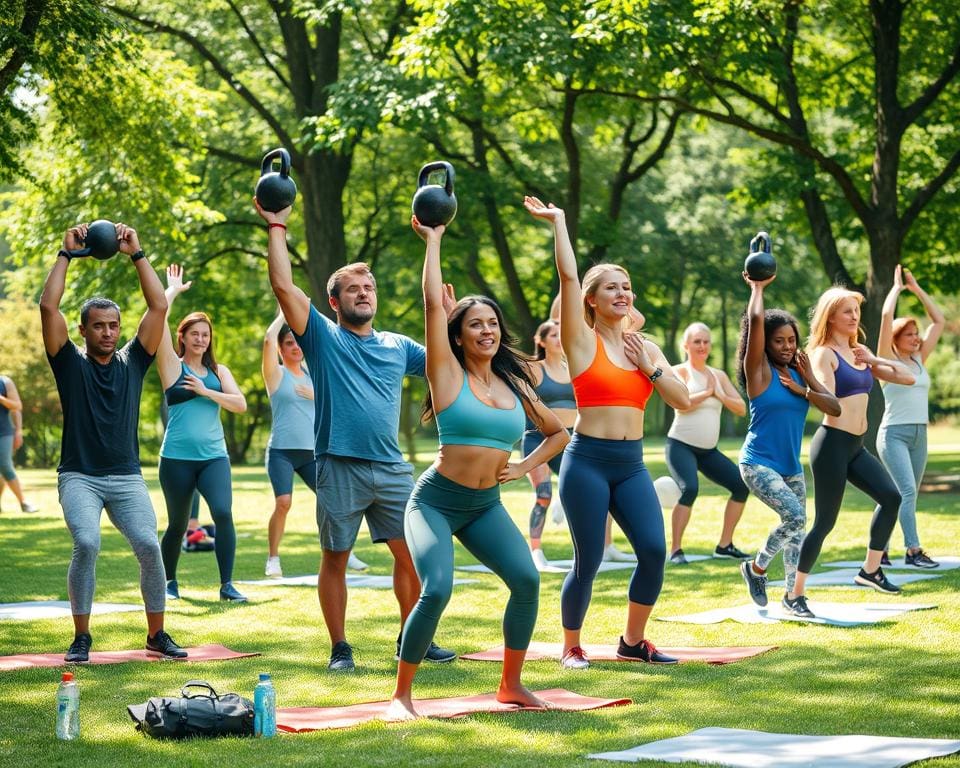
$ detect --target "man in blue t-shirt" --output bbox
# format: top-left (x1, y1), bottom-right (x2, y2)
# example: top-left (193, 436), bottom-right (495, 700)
top-left (40, 222), bottom-right (188, 663)
top-left (256, 201), bottom-right (456, 671)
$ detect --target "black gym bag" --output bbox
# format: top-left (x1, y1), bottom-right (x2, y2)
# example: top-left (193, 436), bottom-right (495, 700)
top-left (127, 680), bottom-right (255, 739)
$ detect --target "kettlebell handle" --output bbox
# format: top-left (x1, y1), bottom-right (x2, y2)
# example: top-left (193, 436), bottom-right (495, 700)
top-left (749, 231), bottom-right (771, 254)
top-left (417, 161), bottom-right (455, 195)
top-left (261, 148), bottom-right (291, 179)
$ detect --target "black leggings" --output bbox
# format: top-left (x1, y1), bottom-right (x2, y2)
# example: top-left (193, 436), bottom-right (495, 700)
top-left (665, 437), bottom-right (749, 507)
top-left (159, 456), bottom-right (236, 583)
top-left (798, 425), bottom-right (901, 573)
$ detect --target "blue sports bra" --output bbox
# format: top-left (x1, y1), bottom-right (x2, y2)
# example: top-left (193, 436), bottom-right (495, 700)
top-left (436, 372), bottom-right (525, 452)
top-left (535, 365), bottom-right (576, 410)
top-left (833, 350), bottom-right (873, 397)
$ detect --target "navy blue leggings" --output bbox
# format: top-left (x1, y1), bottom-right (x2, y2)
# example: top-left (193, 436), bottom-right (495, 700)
top-left (558, 433), bottom-right (666, 629)
top-left (159, 456), bottom-right (236, 583)
top-left (665, 437), bottom-right (749, 506)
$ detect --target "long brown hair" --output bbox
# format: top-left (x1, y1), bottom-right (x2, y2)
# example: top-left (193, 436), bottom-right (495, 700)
top-left (176, 311), bottom-right (218, 376)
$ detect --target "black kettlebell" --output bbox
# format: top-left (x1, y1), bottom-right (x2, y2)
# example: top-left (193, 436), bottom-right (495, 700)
top-left (68, 219), bottom-right (119, 260)
top-left (744, 231), bottom-right (777, 280)
top-left (412, 161), bottom-right (457, 228)
top-left (255, 148), bottom-right (297, 213)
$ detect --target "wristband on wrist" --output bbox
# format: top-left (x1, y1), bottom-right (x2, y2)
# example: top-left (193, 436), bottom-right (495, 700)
top-left (268, 223), bottom-right (287, 231)
top-left (804, 386), bottom-right (812, 400)
top-left (648, 367), bottom-right (663, 383)
top-left (130, 249), bottom-right (146, 263)
top-left (57, 249), bottom-right (72, 261)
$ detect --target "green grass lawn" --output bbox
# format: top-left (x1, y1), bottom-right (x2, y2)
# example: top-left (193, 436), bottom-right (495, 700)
top-left (1, 426), bottom-right (958, 767)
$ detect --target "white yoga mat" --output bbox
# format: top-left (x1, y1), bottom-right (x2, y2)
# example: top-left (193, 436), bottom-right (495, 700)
top-left (237, 574), bottom-right (478, 588)
top-left (822, 556), bottom-right (960, 571)
top-left (454, 560), bottom-right (635, 574)
top-left (658, 601), bottom-right (936, 627)
top-left (588, 727), bottom-right (960, 767)
top-left (0, 601), bottom-right (142, 621)
top-left (768, 568), bottom-right (943, 588)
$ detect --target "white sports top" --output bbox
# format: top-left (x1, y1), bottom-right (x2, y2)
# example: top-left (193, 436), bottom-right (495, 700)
top-left (880, 356), bottom-right (930, 426)
top-left (668, 365), bottom-right (723, 449)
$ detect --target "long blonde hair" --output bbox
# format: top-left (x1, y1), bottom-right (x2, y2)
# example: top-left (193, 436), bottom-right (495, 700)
top-left (807, 287), bottom-right (865, 352)
top-left (581, 263), bottom-right (630, 329)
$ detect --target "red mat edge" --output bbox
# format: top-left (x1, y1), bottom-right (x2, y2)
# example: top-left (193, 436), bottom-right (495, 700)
top-left (0, 644), bottom-right (260, 671)
top-left (459, 644), bottom-right (780, 664)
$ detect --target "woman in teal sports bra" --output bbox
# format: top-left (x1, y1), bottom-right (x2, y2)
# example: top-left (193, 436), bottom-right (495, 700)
top-left (385, 217), bottom-right (569, 722)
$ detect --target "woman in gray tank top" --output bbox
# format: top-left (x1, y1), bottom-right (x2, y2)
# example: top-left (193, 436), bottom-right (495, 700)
top-left (876, 266), bottom-right (945, 568)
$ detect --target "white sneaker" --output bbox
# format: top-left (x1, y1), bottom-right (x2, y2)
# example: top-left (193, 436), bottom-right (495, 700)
top-left (347, 552), bottom-right (369, 571)
top-left (20, 501), bottom-right (39, 513)
top-left (602, 544), bottom-right (637, 563)
top-left (265, 556), bottom-right (283, 578)
top-left (531, 548), bottom-right (552, 572)
top-left (549, 496), bottom-right (565, 525)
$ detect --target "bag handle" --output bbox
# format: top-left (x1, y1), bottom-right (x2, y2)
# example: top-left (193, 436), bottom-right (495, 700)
top-left (180, 680), bottom-right (219, 700)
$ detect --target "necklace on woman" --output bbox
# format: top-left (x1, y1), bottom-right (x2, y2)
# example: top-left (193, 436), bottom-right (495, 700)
top-left (470, 371), bottom-right (493, 398)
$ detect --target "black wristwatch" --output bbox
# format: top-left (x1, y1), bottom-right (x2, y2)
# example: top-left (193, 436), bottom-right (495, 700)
top-left (648, 367), bottom-right (663, 383)
top-left (57, 249), bottom-right (72, 261)
top-left (130, 249), bottom-right (146, 263)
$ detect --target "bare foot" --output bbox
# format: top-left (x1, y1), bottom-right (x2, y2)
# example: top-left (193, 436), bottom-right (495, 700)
top-left (382, 697), bottom-right (419, 722)
top-left (496, 685), bottom-right (553, 709)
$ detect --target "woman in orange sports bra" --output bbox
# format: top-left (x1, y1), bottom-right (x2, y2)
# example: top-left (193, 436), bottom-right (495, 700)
top-left (525, 196), bottom-right (690, 669)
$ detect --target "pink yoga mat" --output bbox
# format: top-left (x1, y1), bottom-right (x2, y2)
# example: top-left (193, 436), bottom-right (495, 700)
top-left (0, 643), bottom-right (259, 672)
top-left (276, 687), bottom-right (631, 732)
top-left (460, 642), bottom-right (778, 665)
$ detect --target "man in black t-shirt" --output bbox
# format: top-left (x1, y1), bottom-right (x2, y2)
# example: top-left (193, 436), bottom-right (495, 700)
top-left (40, 222), bottom-right (188, 662)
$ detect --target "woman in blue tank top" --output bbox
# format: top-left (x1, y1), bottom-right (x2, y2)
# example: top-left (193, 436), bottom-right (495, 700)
top-left (735, 274), bottom-right (839, 619)
top-left (157, 265), bottom-right (248, 603)
top-left (0, 375), bottom-right (39, 513)
top-left (385, 216), bottom-right (568, 722)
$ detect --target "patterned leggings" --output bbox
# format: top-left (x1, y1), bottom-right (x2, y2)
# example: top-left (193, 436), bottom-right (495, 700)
top-left (739, 463), bottom-right (806, 591)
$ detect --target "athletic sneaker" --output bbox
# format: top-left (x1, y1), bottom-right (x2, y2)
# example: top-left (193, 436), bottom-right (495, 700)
top-left (669, 549), bottom-right (688, 565)
top-left (905, 550), bottom-right (940, 569)
top-left (781, 593), bottom-right (815, 618)
top-left (265, 556), bottom-right (283, 578)
top-left (165, 579), bottom-right (180, 600)
top-left (560, 646), bottom-right (590, 670)
top-left (616, 636), bottom-right (678, 664)
top-left (394, 638), bottom-right (457, 663)
top-left (20, 501), bottom-right (39, 513)
top-left (714, 542), bottom-right (750, 560)
top-left (64, 633), bottom-right (92, 663)
top-left (146, 629), bottom-right (188, 658)
top-left (603, 544), bottom-right (637, 563)
top-left (740, 560), bottom-right (768, 607)
top-left (346, 552), bottom-right (369, 571)
top-left (531, 548), bottom-right (552, 571)
top-left (329, 641), bottom-right (356, 671)
top-left (880, 551), bottom-right (892, 566)
top-left (854, 566), bottom-right (901, 594)
top-left (549, 496), bottom-right (566, 525)
top-left (219, 582), bottom-right (248, 602)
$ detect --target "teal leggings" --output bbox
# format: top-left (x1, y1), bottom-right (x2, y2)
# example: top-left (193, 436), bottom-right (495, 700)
top-left (400, 466), bottom-right (540, 664)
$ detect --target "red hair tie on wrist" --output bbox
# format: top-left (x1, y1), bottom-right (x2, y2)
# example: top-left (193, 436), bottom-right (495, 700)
top-left (268, 223), bottom-right (287, 230)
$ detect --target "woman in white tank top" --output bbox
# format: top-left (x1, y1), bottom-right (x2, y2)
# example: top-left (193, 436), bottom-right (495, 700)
top-left (876, 266), bottom-right (945, 568)
top-left (666, 323), bottom-right (750, 564)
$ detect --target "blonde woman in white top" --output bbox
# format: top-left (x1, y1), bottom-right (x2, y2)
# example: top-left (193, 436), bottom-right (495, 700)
top-left (876, 265), bottom-right (945, 568)
top-left (666, 323), bottom-right (749, 564)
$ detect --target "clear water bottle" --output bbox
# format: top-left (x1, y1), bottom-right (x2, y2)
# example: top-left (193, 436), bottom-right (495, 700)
top-left (253, 673), bottom-right (276, 738)
top-left (56, 671), bottom-right (80, 740)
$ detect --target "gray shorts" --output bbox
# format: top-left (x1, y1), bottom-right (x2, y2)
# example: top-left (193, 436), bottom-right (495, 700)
top-left (316, 455), bottom-right (413, 551)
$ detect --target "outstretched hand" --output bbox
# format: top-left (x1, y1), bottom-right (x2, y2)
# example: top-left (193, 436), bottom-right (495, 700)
top-left (253, 197), bottom-right (292, 226)
top-left (166, 264), bottom-right (193, 295)
top-left (411, 215), bottom-right (445, 242)
top-left (742, 271), bottom-right (776, 289)
top-left (523, 196), bottom-right (565, 224)
top-left (902, 266), bottom-right (921, 294)
top-left (116, 222), bottom-right (142, 256)
top-left (62, 224), bottom-right (87, 253)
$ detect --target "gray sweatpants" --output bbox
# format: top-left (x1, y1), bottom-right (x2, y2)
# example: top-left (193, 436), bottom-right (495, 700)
top-left (58, 472), bottom-right (166, 614)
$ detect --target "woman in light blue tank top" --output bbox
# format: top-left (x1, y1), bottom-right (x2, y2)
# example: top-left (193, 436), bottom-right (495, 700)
top-left (735, 273), bottom-right (839, 619)
top-left (385, 217), bottom-right (568, 722)
top-left (876, 265), bottom-right (946, 568)
top-left (156, 266), bottom-right (248, 603)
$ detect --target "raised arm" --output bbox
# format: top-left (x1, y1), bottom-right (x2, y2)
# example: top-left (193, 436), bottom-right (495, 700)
top-left (255, 201), bottom-right (310, 335)
top-left (39, 226), bottom-right (85, 357)
top-left (877, 265), bottom-right (904, 360)
top-left (262, 311), bottom-right (285, 394)
top-left (523, 196), bottom-right (593, 365)
top-left (903, 268), bottom-right (945, 362)
top-left (118, 224), bottom-right (168, 356)
top-left (742, 273), bottom-right (775, 399)
top-left (156, 265), bottom-right (192, 388)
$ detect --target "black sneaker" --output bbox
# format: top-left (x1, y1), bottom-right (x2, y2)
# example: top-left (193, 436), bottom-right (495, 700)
top-left (146, 629), bottom-right (188, 658)
top-left (219, 582), bottom-right (248, 602)
top-left (905, 550), bottom-right (940, 569)
top-left (781, 593), bottom-right (815, 618)
top-left (669, 549), bottom-right (688, 565)
top-left (714, 543), bottom-right (750, 559)
top-left (329, 640), bottom-right (355, 671)
top-left (880, 551), bottom-right (892, 567)
top-left (616, 636), bottom-right (679, 664)
top-left (64, 633), bottom-right (92, 663)
top-left (394, 634), bottom-right (458, 663)
top-left (740, 560), bottom-right (768, 607)
top-left (854, 566), bottom-right (902, 594)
